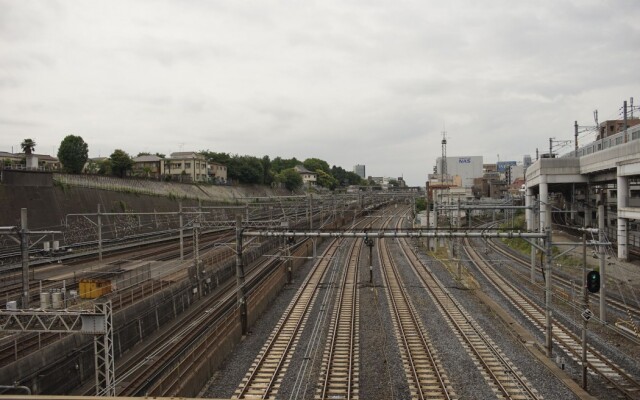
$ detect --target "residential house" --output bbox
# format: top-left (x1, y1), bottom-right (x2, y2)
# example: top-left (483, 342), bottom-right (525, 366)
top-left (165, 152), bottom-right (208, 182)
top-left (83, 157), bottom-right (109, 174)
top-left (0, 152), bottom-right (59, 170)
top-left (208, 161), bottom-right (227, 183)
top-left (0, 151), bottom-right (22, 168)
top-left (132, 155), bottom-right (164, 179)
top-left (35, 154), bottom-right (60, 170)
top-left (294, 165), bottom-right (317, 187)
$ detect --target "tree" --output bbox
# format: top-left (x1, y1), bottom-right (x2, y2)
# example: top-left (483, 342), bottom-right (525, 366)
top-left (330, 165), bottom-right (363, 186)
top-left (315, 169), bottom-right (338, 189)
top-left (271, 157), bottom-right (299, 174)
top-left (200, 150), bottom-right (231, 165)
top-left (110, 149), bottom-right (133, 178)
top-left (98, 159), bottom-right (111, 175)
top-left (21, 138), bottom-right (36, 155)
top-left (261, 155), bottom-right (273, 185)
top-left (232, 155), bottom-right (264, 184)
top-left (277, 168), bottom-right (303, 191)
top-left (58, 135), bottom-right (89, 173)
top-left (303, 158), bottom-right (330, 175)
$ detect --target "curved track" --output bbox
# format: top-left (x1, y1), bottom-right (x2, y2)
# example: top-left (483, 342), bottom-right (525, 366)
top-left (463, 237), bottom-right (640, 399)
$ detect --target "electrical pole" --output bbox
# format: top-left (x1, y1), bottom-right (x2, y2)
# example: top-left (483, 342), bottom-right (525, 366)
top-left (20, 209), bottom-right (29, 309)
top-left (623, 100), bottom-right (628, 143)
top-left (179, 201), bottom-right (184, 260)
top-left (545, 228), bottom-right (553, 357)
top-left (193, 215), bottom-right (201, 299)
top-left (457, 195), bottom-right (461, 280)
top-left (574, 121), bottom-right (579, 154)
top-left (581, 232), bottom-right (589, 389)
top-left (235, 215), bottom-right (247, 335)
top-left (97, 204), bottom-right (102, 261)
top-left (598, 190), bottom-right (606, 321)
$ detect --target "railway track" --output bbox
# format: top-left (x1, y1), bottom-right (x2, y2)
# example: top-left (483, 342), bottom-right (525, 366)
top-left (484, 234), bottom-right (640, 328)
top-left (377, 219), bottom-right (457, 400)
top-left (112, 244), bottom-right (287, 396)
top-left (463, 237), bottom-right (640, 399)
top-left (315, 237), bottom-right (361, 400)
top-left (233, 241), bottom-right (342, 399)
top-left (396, 236), bottom-right (541, 399)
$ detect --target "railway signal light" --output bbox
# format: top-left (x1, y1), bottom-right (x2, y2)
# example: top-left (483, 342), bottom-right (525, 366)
top-left (587, 271), bottom-right (600, 293)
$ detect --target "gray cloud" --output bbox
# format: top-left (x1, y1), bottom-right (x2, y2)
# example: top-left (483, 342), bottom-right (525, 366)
top-left (0, 0), bottom-right (639, 185)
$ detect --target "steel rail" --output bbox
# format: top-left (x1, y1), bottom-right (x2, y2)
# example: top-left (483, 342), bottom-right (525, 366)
top-left (463, 238), bottom-right (640, 399)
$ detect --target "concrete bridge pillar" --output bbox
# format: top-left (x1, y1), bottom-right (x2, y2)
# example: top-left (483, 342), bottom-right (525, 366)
top-left (539, 175), bottom-right (550, 232)
top-left (584, 184), bottom-right (592, 227)
top-left (525, 187), bottom-right (534, 231)
top-left (569, 184), bottom-right (576, 224)
top-left (617, 172), bottom-right (629, 260)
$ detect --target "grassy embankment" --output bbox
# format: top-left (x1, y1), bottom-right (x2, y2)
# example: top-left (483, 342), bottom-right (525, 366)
top-left (501, 213), bottom-right (585, 273)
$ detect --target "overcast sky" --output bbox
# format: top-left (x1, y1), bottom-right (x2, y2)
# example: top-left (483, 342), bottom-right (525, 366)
top-left (1, 1), bottom-right (639, 185)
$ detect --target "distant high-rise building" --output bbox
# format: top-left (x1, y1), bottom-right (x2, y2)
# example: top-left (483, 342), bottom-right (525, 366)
top-left (353, 164), bottom-right (366, 179)
top-left (523, 155), bottom-right (532, 168)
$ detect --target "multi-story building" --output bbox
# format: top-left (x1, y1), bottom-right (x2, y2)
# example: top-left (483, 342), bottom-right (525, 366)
top-left (434, 156), bottom-right (483, 188)
top-left (165, 152), bottom-right (208, 182)
top-left (208, 162), bottom-right (228, 183)
top-left (597, 118), bottom-right (640, 140)
top-left (132, 155), bottom-right (164, 178)
top-left (294, 165), bottom-right (317, 187)
top-left (353, 164), bottom-right (366, 179)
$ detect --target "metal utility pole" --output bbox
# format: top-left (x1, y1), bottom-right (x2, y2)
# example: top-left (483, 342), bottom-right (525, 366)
top-left (193, 216), bottom-right (201, 298)
top-left (2, 209), bottom-right (62, 309)
top-left (441, 130), bottom-right (447, 183)
top-left (598, 190), bottom-right (606, 321)
top-left (179, 201), bottom-right (184, 260)
top-left (20, 209), bottom-right (29, 308)
top-left (457, 195), bottom-right (461, 280)
top-left (574, 121), bottom-right (579, 154)
top-left (365, 237), bottom-right (374, 284)
top-left (235, 215), bottom-right (247, 335)
top-left (545, 228), bottom-right (553, 357)
top-left (581, 232), bottom-right (589, 389)
top-left (308, 194), bottom-right (313, 230)
top-left (425, 182), bottom-right (430, 251)
top-left (97, 204), bottom-right (103, 261)
top-left (623, 100), bottom-right (628, 143)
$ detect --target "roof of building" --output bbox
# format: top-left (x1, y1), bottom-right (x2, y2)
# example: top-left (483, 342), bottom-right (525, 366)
top-left (294, 165), bottom-right (316, 175)
top-left (133, 155), bottom-right (163, 162)
top-left (208, 161), bottom-right (226, 167)
top-left (169, 152), bottom-right (204, 159)
top-left (1, 152), bottom-right (59, 162)
top-left (32, 154), bottom-right (59, 162)
top-left (0, 151), bottom-right (20, 159)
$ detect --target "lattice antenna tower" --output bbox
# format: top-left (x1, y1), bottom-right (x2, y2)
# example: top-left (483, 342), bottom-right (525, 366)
top-left (440, 129), bottom-right (447, 183)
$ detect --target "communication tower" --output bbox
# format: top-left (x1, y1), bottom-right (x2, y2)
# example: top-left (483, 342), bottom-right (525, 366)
top-left (440, 130), bottom-right (447, 183)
